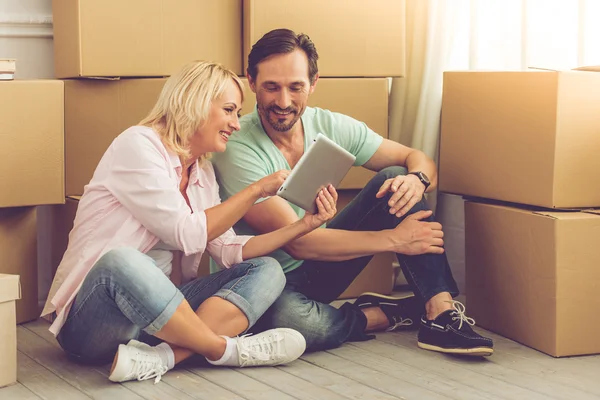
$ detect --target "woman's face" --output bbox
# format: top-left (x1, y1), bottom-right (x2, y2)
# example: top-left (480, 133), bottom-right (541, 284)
top-left (189, 79), bottom-right (242, 157)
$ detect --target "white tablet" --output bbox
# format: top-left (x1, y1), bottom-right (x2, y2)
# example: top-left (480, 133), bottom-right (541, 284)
top-left (277, 133), bottom-right (356, 213)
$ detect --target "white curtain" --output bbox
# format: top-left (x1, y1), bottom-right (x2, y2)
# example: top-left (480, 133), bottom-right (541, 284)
top-left (390, 0), bottom-right (600, 210)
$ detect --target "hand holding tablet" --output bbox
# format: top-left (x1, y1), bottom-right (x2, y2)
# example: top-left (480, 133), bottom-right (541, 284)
top-left (277, 133), bottom-right (355, 213)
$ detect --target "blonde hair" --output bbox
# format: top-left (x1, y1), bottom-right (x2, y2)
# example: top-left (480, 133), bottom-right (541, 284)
top-left (140, 60), bottom-right (244, 162)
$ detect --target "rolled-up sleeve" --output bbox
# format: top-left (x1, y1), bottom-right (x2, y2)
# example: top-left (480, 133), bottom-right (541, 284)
top-left (206, 229), bottom-right (253, 269)
top-left (104, 131), bottom-right (208, 256)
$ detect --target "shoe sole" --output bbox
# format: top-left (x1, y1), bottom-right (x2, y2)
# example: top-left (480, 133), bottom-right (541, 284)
top-left (358, 292), bottom-right (415, 301)
top-left (356, 292), bottom-right (416, 308)
top-left (417, 341), bottom-right (494, 357)
top-left (108, 347), bottom-right (122, 382)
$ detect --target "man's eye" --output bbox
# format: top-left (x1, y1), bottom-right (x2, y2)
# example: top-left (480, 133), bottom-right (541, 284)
top-left (225, 108), bottom-right (233, 113)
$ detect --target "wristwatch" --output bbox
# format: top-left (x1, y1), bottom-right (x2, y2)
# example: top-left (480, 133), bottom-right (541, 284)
top-left (408, 171), bottom-right (431, 190)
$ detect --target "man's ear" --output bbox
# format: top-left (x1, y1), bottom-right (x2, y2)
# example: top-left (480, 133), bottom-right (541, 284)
top-left (309, 74), bottom-right (319, 95)
top-left (246, 71), bottom-right (257, 94)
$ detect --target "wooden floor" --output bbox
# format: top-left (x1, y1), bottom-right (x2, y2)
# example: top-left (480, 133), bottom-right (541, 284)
top-left (3, 312), bottom-right (600, 399)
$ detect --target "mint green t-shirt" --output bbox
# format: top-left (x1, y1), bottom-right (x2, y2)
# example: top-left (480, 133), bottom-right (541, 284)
top-left (210, 106), bottom-right (383, 274)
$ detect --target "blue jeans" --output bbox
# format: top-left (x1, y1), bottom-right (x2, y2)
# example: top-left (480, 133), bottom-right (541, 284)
top-left (56, 247), bottom-right (285, 365)
top-left (251, 166), bottom-right (459, 351)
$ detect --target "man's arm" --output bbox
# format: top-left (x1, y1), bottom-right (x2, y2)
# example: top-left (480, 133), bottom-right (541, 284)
top-left (243, 196), bottom-right (394, 261)
top-left (243, 195), bottom-right (443, 261)
top-left (362, 138), bottom-right (438, 190)
top-left (362, 138), bottom-right (438, 217)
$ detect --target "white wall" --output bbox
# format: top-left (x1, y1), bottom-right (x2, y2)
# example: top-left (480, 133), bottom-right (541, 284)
top-left (1, 0), bottom-right (55, 304)
top-left (0, 0), bottom-right (54, 79)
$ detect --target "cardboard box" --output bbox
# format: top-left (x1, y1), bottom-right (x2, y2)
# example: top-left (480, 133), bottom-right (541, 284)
top-left (0, 274), bottom-right (20, 388)
top-left (0, 80), bottom-right (64, 207)
top-left (440, 71), bottom-right (600, 209)
top-left (53, 0), bottom-right (242, 78)
top-left (65, 78), bottom-right (168, 196)
top-left (336, 190), bottom-right (394, 299)
top-left (0, 208), bottom-right (39, 324)
top-left (243, 0), bottom-right (406, 77)
top-left (241, 78), bottom-right (389, 188)
top-left (465, 201), bottom-right (600, 357)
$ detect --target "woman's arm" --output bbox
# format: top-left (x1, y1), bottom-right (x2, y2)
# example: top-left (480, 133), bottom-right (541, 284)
top-left (241, 187), bottom-right (337, 259)
top-left (204, 170), bottom-right (289, 241)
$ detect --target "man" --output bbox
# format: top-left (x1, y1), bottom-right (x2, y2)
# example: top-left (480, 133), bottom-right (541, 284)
top-left (211, 28), bottom-right (493, 356)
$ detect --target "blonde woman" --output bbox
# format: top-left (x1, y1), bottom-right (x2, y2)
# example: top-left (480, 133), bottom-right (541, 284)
top-left (42, 61), bottom-right (338, 384)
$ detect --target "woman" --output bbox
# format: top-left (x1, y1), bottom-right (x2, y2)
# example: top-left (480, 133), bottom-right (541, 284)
top-left (42, 61), bottom-right (338, 384)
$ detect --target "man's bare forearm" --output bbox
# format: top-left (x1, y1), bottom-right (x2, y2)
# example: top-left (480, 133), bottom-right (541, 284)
top-left (285, 228), bottom-right (395, 261)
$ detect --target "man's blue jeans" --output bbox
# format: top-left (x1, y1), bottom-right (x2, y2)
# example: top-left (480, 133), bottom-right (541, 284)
top-left (57, 247), bottom-right (285, 365)
top-left (251, 166), bottom-right (459, 351)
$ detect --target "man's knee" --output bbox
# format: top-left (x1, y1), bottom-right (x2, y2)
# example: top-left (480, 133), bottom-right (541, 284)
top-left (268, 294), bottom-right (347, 351)
top-left (365, 166), bottom-right (431, 215)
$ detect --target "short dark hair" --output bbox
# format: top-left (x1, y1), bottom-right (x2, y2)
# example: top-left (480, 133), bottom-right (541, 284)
top-left (247, 28), bottom-right (319, 84)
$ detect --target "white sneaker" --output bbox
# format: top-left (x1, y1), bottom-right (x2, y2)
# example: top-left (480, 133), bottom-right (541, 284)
top-left (108, 342), bottom-right (168, 384)
top-left (234, 328), bottom-right (306, 367)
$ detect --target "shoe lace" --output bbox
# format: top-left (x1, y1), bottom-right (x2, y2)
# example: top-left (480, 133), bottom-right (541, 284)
top-left (446, 300), bottom-right (475, 330)
top-left (237, 332), bottom-right (282, 367)
top-left (130, 350), bottom-right (168, 384)
top-left (386, 316), bottom-right (413, 332)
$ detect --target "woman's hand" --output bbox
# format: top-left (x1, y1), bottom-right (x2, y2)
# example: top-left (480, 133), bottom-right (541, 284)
top-left (255, 170), bottom-right (290, 197)
top-left (301, 185), bottom-right (338, 230)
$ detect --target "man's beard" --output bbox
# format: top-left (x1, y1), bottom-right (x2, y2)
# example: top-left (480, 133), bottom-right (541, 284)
top-left (261, 105), bottom-right (300, 132)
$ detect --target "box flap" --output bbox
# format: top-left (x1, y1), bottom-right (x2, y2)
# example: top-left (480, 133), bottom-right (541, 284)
top-left (582, 209), bottom-right (600, 216)
top-left (573, 65), bottom-right (600, 72)
top-left (533, 210), bottom-right (600, 220)
top-left (0, 274), bottom-right (20, 303)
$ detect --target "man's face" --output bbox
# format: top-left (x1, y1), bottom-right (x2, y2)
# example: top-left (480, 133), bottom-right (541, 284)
top-left (248, 49), bottom-right (317, 133)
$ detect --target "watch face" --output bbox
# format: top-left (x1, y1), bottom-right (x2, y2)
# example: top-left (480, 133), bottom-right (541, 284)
top-left (420, 172), bottom-right (430, 184)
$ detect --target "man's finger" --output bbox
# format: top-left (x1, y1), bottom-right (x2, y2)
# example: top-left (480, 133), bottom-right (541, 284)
top-left (428, 221), bottom-right (442, 230)
top-left (390, 175), bottom-right (405, 192)
top-left (388, 183), bottom-right (409, 208)
top-left (427, 246), bottom-right (445, 254)
top-left (376, 180), bottom-right (393, 198)
top-left (396, 195), bottom-right (418, 217)
top-left (407, 209), bottom-right (433, 220)
top-left (431, 238), bottom-right (444, 247)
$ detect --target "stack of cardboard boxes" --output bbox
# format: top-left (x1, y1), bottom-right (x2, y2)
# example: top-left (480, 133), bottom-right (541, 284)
top-left (0, 76), bottom-right (64, 387)
top-left (439, 70), bottom-right (600, 357)
top-left (50, 0), bottom-right (407, 298)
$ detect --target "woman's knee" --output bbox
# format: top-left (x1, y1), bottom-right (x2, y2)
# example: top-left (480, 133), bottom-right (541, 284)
top-left (89, 247), bottom-right (160, 286)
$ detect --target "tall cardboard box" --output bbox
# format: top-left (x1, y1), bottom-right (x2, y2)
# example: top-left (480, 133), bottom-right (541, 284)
top-left (0, 208), bottom-right (39, 324)
top-left (465, 201), bottom-right (600, 357)
top-left (53, 0), bottom-right (242, 78)
top-left (0, 274), bottom-right (20, 388)
top-left (243, 0), bottom-right (406, 77)
top-left (336, 190), bottom-right (394, 299)
top-left (65, 79), bottom-right (168, 196)
top-left (0, 80), bottom-right (64, 207)
top-left (240, 78), bottom-right (390, 189)
top-left (440, 71), bottom-right (600, 209)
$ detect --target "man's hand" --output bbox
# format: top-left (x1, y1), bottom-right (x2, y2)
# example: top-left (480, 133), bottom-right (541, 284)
top-left (301, 185), bottom-right (338, 230)
top-left (390, 210), bottom-right (444, 255)
top-left (376, 173), bottom-right (426, 217)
